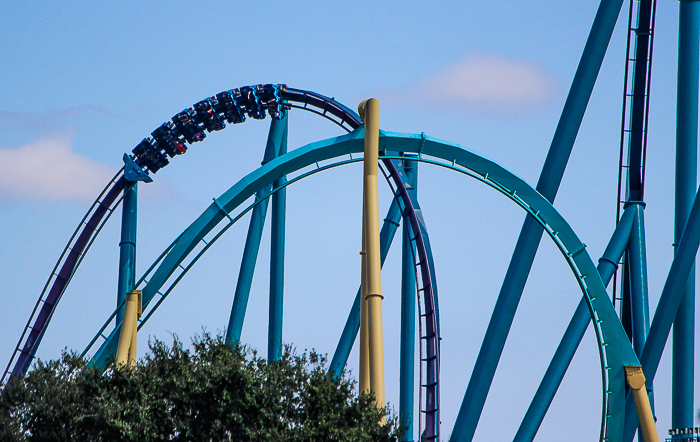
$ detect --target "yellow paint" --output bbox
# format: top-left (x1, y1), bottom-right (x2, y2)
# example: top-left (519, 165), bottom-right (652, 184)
top-left (359, 211), bottom-right (370, 394)
top-left (359, 98), bottom-right (385, 418)
top-left (116, 290), bottom-right (141, 366)
top-left (624, 366), bottom-right (659, 442)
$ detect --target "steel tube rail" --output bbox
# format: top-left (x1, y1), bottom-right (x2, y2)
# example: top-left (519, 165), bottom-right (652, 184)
top-left (673, 0), bottom-right (699, 430)
top-left (514, 205), bottom-right (635, 442)
top-left (626, 0), bottom-right (655, 201)
top-left (451, 0), bottom-right (625, 439)
top-left (8, 174), bottom-right (128, 380)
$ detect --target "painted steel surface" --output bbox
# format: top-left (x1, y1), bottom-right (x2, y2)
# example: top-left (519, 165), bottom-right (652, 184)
top-left (225, 116), bottom-right (287, 346)
top-left (622, 181), bottom-right (700, 440)
top-left (87, 128), bottom-right (640, 441)
top-left (117, 183), bottom-right (138, 325)
top-left (452, 0), bottom-right (626, 439)
top-left (673, 0), bottom-right (699, 430)
top-left (400, 156), bottom-right (418, 441)
top-left (4, 171), bottom-right (128, 382)
top-left (513, 205), bottom-right (636, 442)
top-left (360, 98), bottom-right (386, 411)
top-left (268, 116), bottom-right (288, 362)
top-left (328, 197), bottom-right (403, 376)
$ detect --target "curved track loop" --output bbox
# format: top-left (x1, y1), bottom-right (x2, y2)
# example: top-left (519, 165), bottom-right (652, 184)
top-left (4, 85), bottom-right (441, 440)
top-left (4, 85), bottom-right (642, 441)
top-left (92, 128), bottom-right (637, 441)
top-left (2, 170), bottom-right (128, 382)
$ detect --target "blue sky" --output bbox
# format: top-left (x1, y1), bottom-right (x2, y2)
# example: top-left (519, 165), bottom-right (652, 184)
top-left (0, 1), bottom-right (697, 440)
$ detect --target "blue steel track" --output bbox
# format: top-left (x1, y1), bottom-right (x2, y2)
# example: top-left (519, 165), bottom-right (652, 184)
top-left (1, 82), bottom-right (680, 442)
top-left (2, 85), bottom-right (442, 440)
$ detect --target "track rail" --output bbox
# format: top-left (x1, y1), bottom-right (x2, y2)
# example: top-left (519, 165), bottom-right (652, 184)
top-left (2, 170), bottom-right (128, 383)
top-left (3, 84), bottom-right (441, 441)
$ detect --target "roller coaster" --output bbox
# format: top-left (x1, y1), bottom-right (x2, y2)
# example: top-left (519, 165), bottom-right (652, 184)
top-left (2, 0), bottom-right (699, 441)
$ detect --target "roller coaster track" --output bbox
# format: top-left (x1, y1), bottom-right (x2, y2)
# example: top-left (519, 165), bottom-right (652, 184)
top-left (3, 83), bottom-right (648, 441)
top-left (83, 128), bottom-right (641, 441)
top-left (2, 85), bottom-right (441, 440)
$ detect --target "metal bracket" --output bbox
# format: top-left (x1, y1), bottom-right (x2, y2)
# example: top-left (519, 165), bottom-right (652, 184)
top-left (123, 154), bottom-right (153, 183)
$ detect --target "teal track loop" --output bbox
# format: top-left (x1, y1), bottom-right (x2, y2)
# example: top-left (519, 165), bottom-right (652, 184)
top-left (88, 128), bottom-right (638, 441)
top-left (5, 83), bottom-right (641, 441)
top-left (5, 85), bottom-right (442, 439)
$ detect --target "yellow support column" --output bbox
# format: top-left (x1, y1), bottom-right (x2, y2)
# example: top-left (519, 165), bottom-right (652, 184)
top-left (359, 211), bottom-right (370, 394)
top-left (116, 290), bottom-right (141, 366)
top-left (625, 366), bottom-right (660, 442)
top-left (359, 98), bottom-right (386, 416)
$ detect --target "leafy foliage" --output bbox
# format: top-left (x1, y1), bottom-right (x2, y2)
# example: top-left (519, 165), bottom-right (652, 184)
top-left (0, 334), bottom-right (400, 441)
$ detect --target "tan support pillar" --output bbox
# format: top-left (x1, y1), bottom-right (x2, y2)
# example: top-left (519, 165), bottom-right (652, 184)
top-left (359, 211), bottom-right (370, 394)
top-left (359, 98), bottom-right (386, 416)
top-left (116, 290), bottom-right (141, 366)
top-left (624, 366), bottom-right (659, 442)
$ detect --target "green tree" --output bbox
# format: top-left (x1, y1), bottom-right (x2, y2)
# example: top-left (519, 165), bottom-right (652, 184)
top-left (0, 334), bottom-right (400, 441)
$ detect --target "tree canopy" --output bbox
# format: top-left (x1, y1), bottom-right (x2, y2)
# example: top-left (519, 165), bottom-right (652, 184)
top-left (0, 334), bottom-right (401, 441)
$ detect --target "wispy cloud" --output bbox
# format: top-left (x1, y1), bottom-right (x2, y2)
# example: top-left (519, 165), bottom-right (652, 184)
top-left (377, 54), bottom-right (557, 115)
top-left (0, 106), bottom-right (116, 136)
top-left (0, 132), bottom-right (115, 201)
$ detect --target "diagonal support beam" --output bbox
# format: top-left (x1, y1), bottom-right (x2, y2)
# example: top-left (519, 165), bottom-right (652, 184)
top-left (450, 0), bottom-right (625, 440)
top-left (627, 203), bottom-right (651, 358)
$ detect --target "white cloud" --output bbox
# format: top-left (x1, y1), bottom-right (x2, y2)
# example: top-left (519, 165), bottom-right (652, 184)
top-left (378, 54), bottom-right (557, 114)
top-left (0, 132), bottom-right (115, 201)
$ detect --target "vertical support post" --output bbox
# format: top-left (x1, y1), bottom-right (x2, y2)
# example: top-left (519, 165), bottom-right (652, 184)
top-left (117, 183), bottom-right (138, 325)
top-left (268, 115), bottom-right (288, 361)
top-left (400, 157), bottom-right (418, 441)
top-left (450, 0), bottom-right (624, 439)
top-left (329, 198), bottom-right (402, 377)
top-left (115, 290), bottom-right (141, 366)
top-left (360, 98), bottom-right (386, 412)
top-left (360, 214), bottom-right (370, 394)
top-left (225, 117), bottom-right (287, 345)
top-left (673, 0), bottom-right (698, 430)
